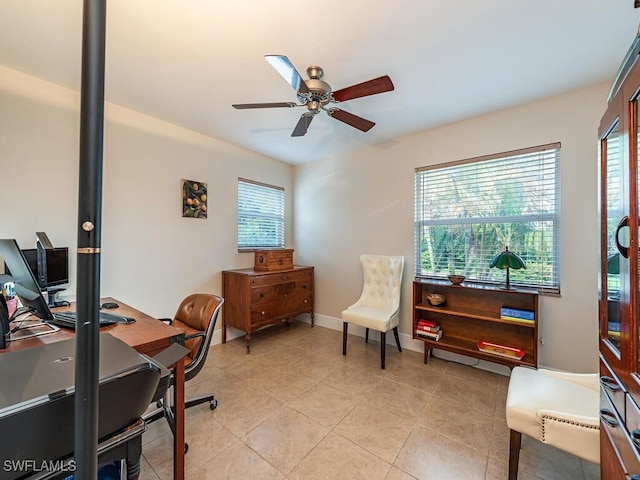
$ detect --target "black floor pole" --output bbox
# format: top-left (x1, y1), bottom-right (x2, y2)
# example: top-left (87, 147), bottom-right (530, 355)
top-left (75, 1), bottom-right (106, 478)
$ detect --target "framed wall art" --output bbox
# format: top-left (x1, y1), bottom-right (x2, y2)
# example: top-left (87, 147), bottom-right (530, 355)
top-left (182, 179), bottom-right (207, 219)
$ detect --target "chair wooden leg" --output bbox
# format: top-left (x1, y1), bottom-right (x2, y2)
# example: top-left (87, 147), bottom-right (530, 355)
top-left (393, 326), bottom-right (402, 352)
top-left (508, 429), bottom-right (521, 480)
top-left (380, 331), bottom-right (386, 369)
top-left (343, 322), bottom-right (348, 355)
top-left (365, 327), bottom-right (369, 343)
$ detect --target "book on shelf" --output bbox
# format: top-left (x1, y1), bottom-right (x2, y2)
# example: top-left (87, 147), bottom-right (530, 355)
top-left (500, 316), bottom-right (535, 325)
top-left (416, 329), bottom-right (443, 341)
top-left (608, 321), bottom-right (620, 338)
top-left (417, 319), bottom-right (437, 328)
top-left (416, 324), bottom-right (440, 333)
top-left (477, 341), bottom-right (524, 360)
top-left (500, 307), bottom-right (534, 321)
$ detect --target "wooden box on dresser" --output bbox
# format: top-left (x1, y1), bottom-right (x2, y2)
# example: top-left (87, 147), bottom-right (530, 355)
top-left (413, 279), bottom-right (538, 368)
top-left (598, 29), bottom-right (640, 479)
top-left (221, 266), bottom-right (314, 353)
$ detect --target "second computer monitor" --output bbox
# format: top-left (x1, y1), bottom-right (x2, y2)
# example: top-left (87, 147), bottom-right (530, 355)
top-left (22, 247), bottom-right (69, 289)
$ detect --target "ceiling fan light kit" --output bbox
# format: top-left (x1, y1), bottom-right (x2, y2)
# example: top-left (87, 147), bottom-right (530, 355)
top-left (232, 55), bottom-right (394, 137)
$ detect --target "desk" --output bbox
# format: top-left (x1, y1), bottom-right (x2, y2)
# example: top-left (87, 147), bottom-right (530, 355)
top-left (0, 298), bottom-right (187, 480)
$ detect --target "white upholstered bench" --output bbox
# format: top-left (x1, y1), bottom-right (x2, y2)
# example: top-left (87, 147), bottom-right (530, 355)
top-left (505, 366), bottom-right (600, 479)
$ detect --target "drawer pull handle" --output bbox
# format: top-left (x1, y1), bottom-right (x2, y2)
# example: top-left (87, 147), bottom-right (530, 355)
top-left (261, 311), bottom-right (265, 315)
top-left (615, 215), bottom-right (629, 258)
top-left (283, 293), bottom-right (288, 298)
top-left (600, 376), bottom-right (621, 392)
top-left (260, 293), bottom-right (264, 298)
top-left (599, 408), bottom-right (618, 427)
top-left (304, 299), bottom-right (308, 304)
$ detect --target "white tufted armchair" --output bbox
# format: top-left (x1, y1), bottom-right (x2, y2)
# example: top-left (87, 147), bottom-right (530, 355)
top-left (506, 366), bottom-right (600, 479)
top-left (341, 254), bottom-right (404, 369)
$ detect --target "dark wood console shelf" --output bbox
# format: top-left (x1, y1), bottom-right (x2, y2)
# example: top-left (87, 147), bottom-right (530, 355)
top-left (413, 279), bottom-right (539, 369)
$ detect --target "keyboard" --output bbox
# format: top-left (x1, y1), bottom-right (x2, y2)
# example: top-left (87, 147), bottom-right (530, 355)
top-left (50, 311), bottom-right (135, 330)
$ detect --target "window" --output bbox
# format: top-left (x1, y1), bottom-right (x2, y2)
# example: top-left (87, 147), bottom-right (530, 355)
top-left (415, 143), bottom-right (560, 293)
top-left (237, 178), bottom-right (285, 250)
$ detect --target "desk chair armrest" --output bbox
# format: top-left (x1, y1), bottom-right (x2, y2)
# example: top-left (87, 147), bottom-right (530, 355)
top-left (184, 332), bottom-right (206, 342)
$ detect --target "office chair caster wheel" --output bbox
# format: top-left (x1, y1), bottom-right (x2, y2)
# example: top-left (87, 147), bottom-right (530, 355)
top-left (184, 443), bottom-right (189, 454)
top-left (209, 399), bottom-right (218, 410)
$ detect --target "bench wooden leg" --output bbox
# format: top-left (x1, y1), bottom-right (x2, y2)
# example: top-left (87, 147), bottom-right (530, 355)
top-left (509, 429), bottom-right (521, 480)
top-left (342, 322), bottom-right (348, 355)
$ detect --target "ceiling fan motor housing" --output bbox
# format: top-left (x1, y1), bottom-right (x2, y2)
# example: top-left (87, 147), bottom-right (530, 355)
top-left (300, 65), bottom-right (333, 105)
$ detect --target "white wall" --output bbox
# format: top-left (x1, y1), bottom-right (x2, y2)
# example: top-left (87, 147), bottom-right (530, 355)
top-left (0, 66), bottom-right (294, 320)
top-left (294, 83), bottom-right (606, 373)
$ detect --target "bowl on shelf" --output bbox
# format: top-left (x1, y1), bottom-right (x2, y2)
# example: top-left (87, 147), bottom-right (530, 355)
top-left (448, 274), bottom-right (466, 286)
top-left (426, 293), bottom-right (446, 306)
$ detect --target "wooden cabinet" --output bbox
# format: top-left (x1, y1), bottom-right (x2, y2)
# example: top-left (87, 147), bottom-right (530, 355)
top-left (221, 266), bottom-right (314, 352)
top-left (413, 279), bottom-right (538, 368)
top-left (598, 29), bottom-right (640, 479)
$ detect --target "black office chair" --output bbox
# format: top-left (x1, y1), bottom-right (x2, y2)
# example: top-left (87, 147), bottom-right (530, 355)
top-left (143, 294), bottom-right (224, 450)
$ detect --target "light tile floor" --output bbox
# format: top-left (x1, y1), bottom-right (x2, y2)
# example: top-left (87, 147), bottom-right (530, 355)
top-left (139, 321), bottom-right (600, 480)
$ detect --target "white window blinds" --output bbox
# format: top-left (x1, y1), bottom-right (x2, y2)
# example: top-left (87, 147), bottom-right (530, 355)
top-left (415, 143), bottom-right (561, 293)
top-left (238, 178), bottom-right (285, 250)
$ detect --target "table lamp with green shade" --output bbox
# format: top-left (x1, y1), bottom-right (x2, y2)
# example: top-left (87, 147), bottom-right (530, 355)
top-left (489, 246), bottom-right (526, 289)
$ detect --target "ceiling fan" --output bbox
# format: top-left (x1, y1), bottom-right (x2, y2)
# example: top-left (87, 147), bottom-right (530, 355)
top-left (232, 55), bottom-right (394, 137)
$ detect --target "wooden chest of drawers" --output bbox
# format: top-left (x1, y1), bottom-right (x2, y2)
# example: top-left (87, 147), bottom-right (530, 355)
top-left (221, 266), bottom-right (314, 352)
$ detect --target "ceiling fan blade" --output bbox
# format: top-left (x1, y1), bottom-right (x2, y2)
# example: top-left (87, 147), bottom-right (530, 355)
top-left (332, 75), bottom-right (394, 102)
top-left (292, 113), bottom-right (314, 137)
top-left (328, 108), bottom-right (375, 132)
top-left (232, 102), bottom-right (297, 109)
top-left (265, 55), bottom-right (310, 95)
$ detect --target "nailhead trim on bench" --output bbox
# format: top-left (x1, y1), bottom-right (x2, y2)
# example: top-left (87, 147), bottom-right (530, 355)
top-left (540, 414), bottom-right (599, 442)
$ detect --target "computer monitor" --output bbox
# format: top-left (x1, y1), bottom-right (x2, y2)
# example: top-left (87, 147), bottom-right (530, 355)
top-left (0, 239), bottom-right (55, 321)
top-left (19, 249), bottom-right (42, 288)
top-left (21, 247), bottom-right (69, 288)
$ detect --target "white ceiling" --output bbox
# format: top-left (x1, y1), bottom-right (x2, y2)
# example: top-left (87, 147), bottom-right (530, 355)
top-left (1, 1), bottom-right (639, 165)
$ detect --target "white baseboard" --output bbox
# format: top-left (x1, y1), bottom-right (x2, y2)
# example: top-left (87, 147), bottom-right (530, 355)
top-left (212, 326), bottom-right (243, 345)
top-left (212, 313), bottom-right (510, 376)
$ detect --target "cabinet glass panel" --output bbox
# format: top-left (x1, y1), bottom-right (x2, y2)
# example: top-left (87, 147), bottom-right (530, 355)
top-left (605, 121), bottom-right (622, 351)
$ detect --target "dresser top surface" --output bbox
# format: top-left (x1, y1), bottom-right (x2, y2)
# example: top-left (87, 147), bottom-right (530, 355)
top-left (222, 265), bottom-right (313, 276)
